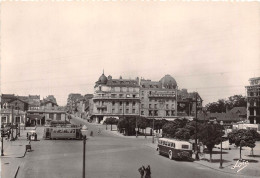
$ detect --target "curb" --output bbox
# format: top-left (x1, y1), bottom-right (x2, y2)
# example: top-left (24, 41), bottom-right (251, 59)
top-left (193, 160), bottom-right (258, 177)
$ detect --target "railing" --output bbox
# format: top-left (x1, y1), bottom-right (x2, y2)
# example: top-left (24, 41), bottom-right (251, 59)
top-left (93, 96), bottom-right (140, 100)
top-left (148, 94), bottom-right (176, 98)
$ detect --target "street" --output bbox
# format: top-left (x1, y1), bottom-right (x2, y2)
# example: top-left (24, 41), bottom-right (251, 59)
top-left (15, 116), bottom-right (252, 178)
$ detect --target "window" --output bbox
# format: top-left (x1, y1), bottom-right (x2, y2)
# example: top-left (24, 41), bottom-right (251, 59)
top-left (120, 109), bottom-right (122, 113)
top-left (142, 91), bottom-right (144, 95)
top-left (133, 102), bottom-right (136, 106)
top-left (149, 104), bottom-right (152, 109)
top-left (166, 104), bottom-right (169, 109)
top-left (56, 114), bottom-right (61, 120)
top-left (112, 109), bottom-right (115, 113)
top-left (133, 95), bottom-right (136, 98)
top-left (127, 87), bottom-right (129, 92)
top-left (182, 145), bottom-right (189, 149)
top-left (154, 104), bottom-right (157, 109)
top-left (141, 111), bottom-right (144, 115)
top-left (112, 101), bottom-right (115, 106)
top-left (126, 102), bottom-right (129, 106)
top-left (1, 117), bottom-right (7, 123)
top-left (141, 104), bottom-right (144, 108)
top-left (119, 94), bottom-right (124, 98)
top-left (120, 87), bottom-right (123, 92)
top-left (132, 109), bottom-right (135, 113)
top-left (149, 110), bottom-right (153, 116)
top-left (171, 110), bottom-right (175, 116)
top-left (126, 109), bottom-right (129, 114)
top-left (171, 143), bottom-right (175, 148)
top-left (167, 142), bottom-right (171, 147)
top-left (154, 110), bottom-right (158, 116)
top-left (111, 87), bottom-right (115, 91)
top-left (166, 111), bottom-right (170, 116)
top-left (149, 91), bottom-right (152, 95)
top-left (15, 117), bottom-right (20, 123)
top-left (120, 102), bottom-right (122, 106)
top-left (111, 94), bottom-right (116, 98)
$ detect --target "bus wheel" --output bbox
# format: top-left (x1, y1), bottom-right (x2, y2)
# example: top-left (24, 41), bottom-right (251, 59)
top-left (158, 148), bottom-right (162, 155)
top-left (168, 150), bottom-right (173, 160)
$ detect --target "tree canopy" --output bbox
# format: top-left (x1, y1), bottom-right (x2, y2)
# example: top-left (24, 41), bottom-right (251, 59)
top-left (205, 95), bottom-right (246, 113)
top-left (228, 129), bottom-right (256, 159)
top-left (197, 122), bottom-right (224, 161)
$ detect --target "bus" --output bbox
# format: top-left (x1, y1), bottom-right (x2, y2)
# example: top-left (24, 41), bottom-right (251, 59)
top-left (157, 138), bottom-right (193, 160)
top-left (43, 126), bottom-right (85, 140)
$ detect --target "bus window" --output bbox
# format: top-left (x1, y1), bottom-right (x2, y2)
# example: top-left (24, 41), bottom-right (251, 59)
top-left (167, 142), bottom-right (171, 147)
top-left (182, 145), bottom-right (189, 149)
top-left (171, 143), bottom-right (175, 148)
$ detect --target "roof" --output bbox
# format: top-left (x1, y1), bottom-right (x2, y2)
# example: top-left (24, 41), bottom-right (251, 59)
top-left (8, 98), bottom-right (29, 104)
top-left (104, 78), bottom-right (139, 87)
top-left (197, 112), bottom-right (245, 122)
top-left (249, 77), bottom-right (260, 81)
top-left (160, 74), bottom-right (177, 89)
top-left (140, 80), bottom-right (162, 89)
top-left (41, 100), bottom-right (58, 106)
top-left (229, 107), bottom-right (247, 116)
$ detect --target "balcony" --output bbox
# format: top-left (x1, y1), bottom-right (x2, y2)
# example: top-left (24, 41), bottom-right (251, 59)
top-left (148, 93), bottom-right (176, 98)
top-left (93, 95), bottom-right (140, 100)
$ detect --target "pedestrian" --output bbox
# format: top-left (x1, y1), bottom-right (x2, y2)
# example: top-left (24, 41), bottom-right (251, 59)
top-left (144, 165), bottom-right (151, 178)
top-left (7, 130), bottom-right (10, 140)
top-left (138, 165), bottom-right (145, 178)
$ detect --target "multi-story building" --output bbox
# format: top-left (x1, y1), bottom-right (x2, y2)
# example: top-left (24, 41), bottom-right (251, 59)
top-left (140, 75), bottom-right (178, 120)
top-left (245, 77), bottom-right (260, 124)
top-left (91, 72), bottom-right (140, 123)
top-left (177, 89), bottom-right (203, 117)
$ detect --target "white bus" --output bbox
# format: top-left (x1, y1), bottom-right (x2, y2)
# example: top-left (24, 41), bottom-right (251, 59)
top-left (157, 138), bottom-right (193, 160)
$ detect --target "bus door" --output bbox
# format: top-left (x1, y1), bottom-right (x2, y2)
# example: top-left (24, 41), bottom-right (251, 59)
top-left (46, 128), bottom-right (51, 138)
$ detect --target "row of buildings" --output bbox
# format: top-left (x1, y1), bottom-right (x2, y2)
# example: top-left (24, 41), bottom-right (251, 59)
top-left (69, 73), bottom-right (259, 127)
top-left (1, 94), bottom-right (67, 126)
top-left (69, 72), bottom-right (203, 124)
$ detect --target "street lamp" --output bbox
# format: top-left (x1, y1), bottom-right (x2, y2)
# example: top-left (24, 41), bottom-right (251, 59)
top-left (81, 125), bottom-right (88, 178)
top-left (152, 113), bottom-right (155, 144)
top-left (1, 125), bottom-right (4, 156)
top-left (219, 121), bottom-right (224, 169)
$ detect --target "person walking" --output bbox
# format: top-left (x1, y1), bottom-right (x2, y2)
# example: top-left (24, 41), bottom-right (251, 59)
top-left (144, 165), bottom-right (151, 178)
top-left (138, 166), bottom-right (145, 178)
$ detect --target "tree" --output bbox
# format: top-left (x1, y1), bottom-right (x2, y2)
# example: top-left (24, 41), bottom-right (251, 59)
top-left (197, 123), bottom-right (224, 162)
top-left (206, 95), bottom-right (247, 113)
top-left (104, 117), bottom-right (118, 131)
top-left (228, 129), bottom-right (256, 159)
top-left (162, 118), bottom-right (189, 138)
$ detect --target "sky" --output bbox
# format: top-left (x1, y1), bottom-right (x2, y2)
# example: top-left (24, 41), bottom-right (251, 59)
top-left (1, 2), bottom-right (260, 106)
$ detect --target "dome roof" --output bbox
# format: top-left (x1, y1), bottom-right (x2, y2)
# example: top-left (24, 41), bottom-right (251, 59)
top-left (98, 73), bottom-right (108, 84)
top-left (160, 74), bottom-right (177, 89)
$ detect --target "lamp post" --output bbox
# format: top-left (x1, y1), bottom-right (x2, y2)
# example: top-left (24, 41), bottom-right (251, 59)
top-left (195, 93), bottom-right (199, 160)
top-left (152, 112), bottom-right (155, 144)
top-left (219, 121), bottom-right (224, 169)
top-left (1, 125), bottom-right (4, 156)
top-left (81, 125), bottom-right (88, 178)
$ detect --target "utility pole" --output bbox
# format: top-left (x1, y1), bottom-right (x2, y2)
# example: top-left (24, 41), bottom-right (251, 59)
top-left (11, 106), bottom-right (14, 141)
top-left (195, 92), bottom-right (199, 160)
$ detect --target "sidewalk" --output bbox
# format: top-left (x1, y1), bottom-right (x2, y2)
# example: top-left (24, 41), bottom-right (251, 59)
top-left (194, 143), bottom-right (260, 177)
top-left (1, 129), bottom-right (31, 178)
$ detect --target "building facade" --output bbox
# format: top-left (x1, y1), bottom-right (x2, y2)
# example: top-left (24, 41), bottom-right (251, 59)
top-left (177, 89), bottom-right (203, 117)
top-left (91, 73), bottom-right (140, 123)
top-left (139, 75), bottom-right (178, 120)
top-left (245, 77), bottom-right (260, 124)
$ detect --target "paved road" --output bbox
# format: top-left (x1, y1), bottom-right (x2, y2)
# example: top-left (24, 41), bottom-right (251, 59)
top-left (17, 117), bottom-right (252, 178)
